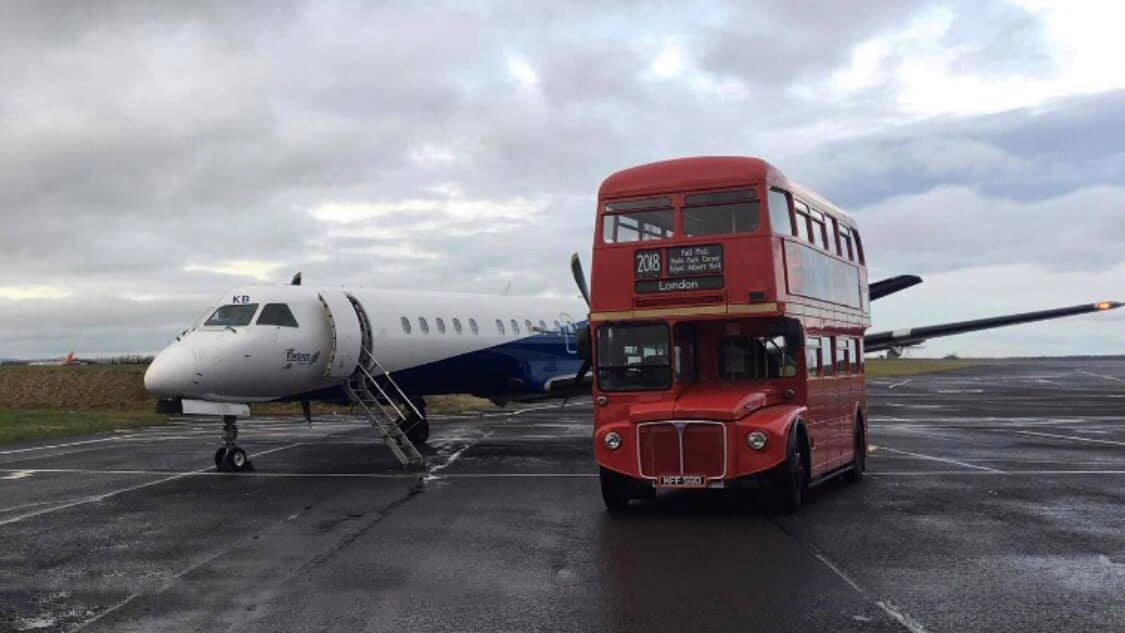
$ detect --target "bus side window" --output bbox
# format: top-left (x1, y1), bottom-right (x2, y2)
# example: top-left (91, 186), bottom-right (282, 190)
top-left (852, 229), bottom-right (866, 264)
top-left (805, 336), bottom-right (820, 377)
top-left (821, 336), bottom-right (834, 376)
top-left (794, 200), bottom-right (813, 245)
top-left (850, 338), bottom-right (861, 373)
top-left (837, 338), bottom-right (849, 374)
top-left (811, 215), bottom-right (828, 251)
top-left (840, 226), bottom-right (855, 261)
top-left (768, 188), bottom-right (793, 236)
top-left (830, 217), bottom-right (842, 256)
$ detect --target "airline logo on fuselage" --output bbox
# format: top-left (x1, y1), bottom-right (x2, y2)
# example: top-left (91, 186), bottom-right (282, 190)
top-left (286, 349), bottom-right (321, 364)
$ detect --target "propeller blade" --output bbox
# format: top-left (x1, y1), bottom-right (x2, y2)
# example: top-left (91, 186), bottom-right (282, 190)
top-left (300, 400), bottom-right (312, 425)
top-left (291, 272), bottom-right (302, 286)
top-left (570, 253), bottom-right (590, 306)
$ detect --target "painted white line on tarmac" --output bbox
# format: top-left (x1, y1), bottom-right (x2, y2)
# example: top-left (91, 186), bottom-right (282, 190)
top-left (439, 473), bottom-right (598, 478)
top-left (791, 529), bottom-right (931, 633)
top-left (869, 470), bottom-right (1125, 476)
top-left (0, 443), bottom-right (302, 527)
top-left (887, 379), bottom-right (912, 390)
top-left (0, 435), bottom-right (138, 455)
top-left (1077, 370), bottom-right (1125, 383)
top-left (1016, 430), bottom-right (1125, 447)
top-left (0, 467), bottom-right (418, 479)
top-left (876, 601), bottom-right (932, 633)
top-left (877, 447), bottom-right (1003, 472)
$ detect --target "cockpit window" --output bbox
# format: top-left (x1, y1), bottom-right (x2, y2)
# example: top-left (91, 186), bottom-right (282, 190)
top-left (257, 303), bottom-right (299, 327)
top-left (204, 304), bottom-right (259, 327)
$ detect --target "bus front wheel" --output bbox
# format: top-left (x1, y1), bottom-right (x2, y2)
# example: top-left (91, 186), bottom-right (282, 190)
top-left (845, 417), bottom-right (866, 483)
top-left (772, 426), bottom-right (808, 513)
top-left (599, 468), bottom-right (633, 512)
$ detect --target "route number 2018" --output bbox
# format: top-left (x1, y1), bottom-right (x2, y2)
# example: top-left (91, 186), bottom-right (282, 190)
top-left (635, 250), bottom-right (662, 278)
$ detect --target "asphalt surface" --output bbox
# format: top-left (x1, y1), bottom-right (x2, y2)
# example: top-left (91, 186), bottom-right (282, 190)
top-left (1, 358), bottom-right (1124, 633)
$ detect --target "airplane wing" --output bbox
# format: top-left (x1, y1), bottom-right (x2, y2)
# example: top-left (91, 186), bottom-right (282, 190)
top-left (864, 301), bottom-right (1121, 353)
top-left (869, 275), bottom-right (923, 301)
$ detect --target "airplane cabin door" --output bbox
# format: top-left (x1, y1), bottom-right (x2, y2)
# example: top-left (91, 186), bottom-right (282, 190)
top-left (318, 291), bottom-right (364, 379)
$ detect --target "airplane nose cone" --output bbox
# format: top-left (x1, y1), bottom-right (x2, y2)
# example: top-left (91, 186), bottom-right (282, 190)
top-left (145, 343), bottom-right (197, 397)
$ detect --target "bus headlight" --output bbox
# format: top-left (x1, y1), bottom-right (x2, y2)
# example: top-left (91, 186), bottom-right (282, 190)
top-left (746, 431), bottom-right (768, 451)
top-left (604, 431), bottom-right (622, 451)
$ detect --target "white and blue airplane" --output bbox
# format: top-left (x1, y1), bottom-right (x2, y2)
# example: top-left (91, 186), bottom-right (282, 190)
top-left (145, 274), bottom-right (589, 471)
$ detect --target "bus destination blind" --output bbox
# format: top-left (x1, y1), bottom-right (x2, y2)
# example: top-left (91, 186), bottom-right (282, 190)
top-left (634, 244), bottom-right (724, 293)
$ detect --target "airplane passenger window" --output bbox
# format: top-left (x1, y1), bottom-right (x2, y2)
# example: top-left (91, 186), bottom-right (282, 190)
top-left (553, 320), bottom-right (561, 332)
top-left (401, 316), bottom-right (412, 334)
top-left (204, 304), bottom-right (259, 327)
top-left (419, 317), bottom-right (430, 334)
top-left (469, 318), bottom-right (479, 334)
top-left (538, 319), bottom-right (547, 332)
top-left (257, 303), bottom-right (299, 327)
top-left (436, 317), bottom-right (446, 334)
top-left (525, 319), bottom-right (533, 333)
top-left (496, 319), bottom-right (505, 334)
top-left (511, 319), bottom-right (520, 335)
top-left (452, 318), bottom-right (463, 334)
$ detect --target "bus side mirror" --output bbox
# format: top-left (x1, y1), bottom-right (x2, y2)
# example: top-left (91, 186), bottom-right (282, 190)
top-left (576, 325), bottom-right (591, 362)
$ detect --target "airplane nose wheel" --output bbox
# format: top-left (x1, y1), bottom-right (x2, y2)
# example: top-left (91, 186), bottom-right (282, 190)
top-left (215, 415), bottom-right (253, 473)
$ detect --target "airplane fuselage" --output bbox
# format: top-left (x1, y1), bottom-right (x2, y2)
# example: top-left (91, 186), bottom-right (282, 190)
top-left (145, 285), bottom-right (588, 406)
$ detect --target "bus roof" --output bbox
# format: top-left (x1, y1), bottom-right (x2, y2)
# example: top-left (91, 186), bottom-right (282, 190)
top-left (598, 155), bottom-right (856, 226)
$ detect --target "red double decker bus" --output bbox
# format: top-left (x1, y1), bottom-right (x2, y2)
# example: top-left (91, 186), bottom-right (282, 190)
top-left (586, 156), bottom-right (872, 512)
top-left (574, 155), bottom-right (1120, 512)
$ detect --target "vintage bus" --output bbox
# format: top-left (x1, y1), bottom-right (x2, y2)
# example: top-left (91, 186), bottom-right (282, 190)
top-left (586, 156), bottom-right (870, 512)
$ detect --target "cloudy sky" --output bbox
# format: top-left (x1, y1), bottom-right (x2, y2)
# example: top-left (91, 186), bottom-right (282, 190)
top-left (1, 0), bottom-right (1122, 358)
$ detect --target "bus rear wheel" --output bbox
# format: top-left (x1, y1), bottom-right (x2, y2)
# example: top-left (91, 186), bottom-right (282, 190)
top-left (845, 418), bottom-right (866, 483)
top-left (772, 427), bottom-right (808, 513)
top-left (599, 468), bottom-right (634, 512)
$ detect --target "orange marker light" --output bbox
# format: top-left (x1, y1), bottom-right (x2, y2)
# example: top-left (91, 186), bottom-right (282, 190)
top-left (1096, 301), bottom-right (1113, 310)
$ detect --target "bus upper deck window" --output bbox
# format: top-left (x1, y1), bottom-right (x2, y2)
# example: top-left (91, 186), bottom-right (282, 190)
top-left (793, 200), bottom-right (812, 243)
top-left (768, 188), bottom-right (793, 236)
top-left (257, 303), bottom-right (299, 327)
top-left (602, 197), bottom-right (674, 243)
top-left (682, 189), bottom-right (759, 236)
top-left (839, 227), bottom-right (854, 261)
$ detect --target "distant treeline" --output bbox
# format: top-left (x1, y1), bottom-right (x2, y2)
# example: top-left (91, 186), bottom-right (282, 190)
top-left (0, 355), bottom-right (154, 366)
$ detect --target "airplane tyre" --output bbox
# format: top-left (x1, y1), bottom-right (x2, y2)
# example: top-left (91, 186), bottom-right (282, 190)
top-left (845, 418), bottom-right (865, 484)
top-left (224, 447), bottom-right (250, 472)
top-left (772, 427), bottom-right (808, 514)
top-left (599, 468), bottom-right (633, 512)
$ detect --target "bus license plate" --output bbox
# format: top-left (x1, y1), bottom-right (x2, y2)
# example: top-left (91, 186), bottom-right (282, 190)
top-left (658, 475), bottom-right (705, 487)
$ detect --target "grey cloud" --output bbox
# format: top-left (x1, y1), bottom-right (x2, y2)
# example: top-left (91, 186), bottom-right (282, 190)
top-left (793, 89), bottom-right (1125, 208)
top-left (1, 1), bottom-right (1118, 357)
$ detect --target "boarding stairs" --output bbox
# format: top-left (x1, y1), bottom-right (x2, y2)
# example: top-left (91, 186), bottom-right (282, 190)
top-left (343, 346), bottom-right (426, 467)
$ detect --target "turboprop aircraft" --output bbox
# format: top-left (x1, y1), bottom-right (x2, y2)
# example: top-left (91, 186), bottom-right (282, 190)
top-left (145, 275), bottom-right (588, 471)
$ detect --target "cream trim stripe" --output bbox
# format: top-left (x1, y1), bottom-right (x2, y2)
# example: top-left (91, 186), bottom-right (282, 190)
top-left (591, 302), bottom-right (778, 321)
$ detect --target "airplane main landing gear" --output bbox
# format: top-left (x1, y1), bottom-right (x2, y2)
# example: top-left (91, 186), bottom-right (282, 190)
top-left (215, 415), bottom-right (253, 472)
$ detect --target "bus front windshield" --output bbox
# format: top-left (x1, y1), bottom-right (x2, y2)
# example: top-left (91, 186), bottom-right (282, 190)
top-left (596, 323), bottom-right (672, 391)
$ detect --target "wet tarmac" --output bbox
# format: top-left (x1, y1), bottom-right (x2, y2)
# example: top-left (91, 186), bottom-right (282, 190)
top-left (1, 358), bottom-right (1123, 632)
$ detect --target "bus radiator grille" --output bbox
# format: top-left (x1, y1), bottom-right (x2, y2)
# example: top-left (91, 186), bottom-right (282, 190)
top-left (638, 422), bottom-right (725, 478)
